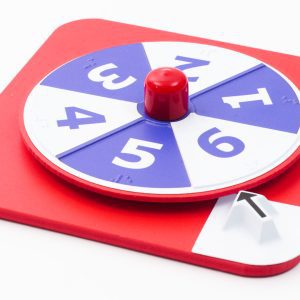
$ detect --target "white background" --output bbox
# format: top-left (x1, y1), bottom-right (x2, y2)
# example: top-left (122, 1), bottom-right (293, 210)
top-left (0, 1), bottom-right (299, 299)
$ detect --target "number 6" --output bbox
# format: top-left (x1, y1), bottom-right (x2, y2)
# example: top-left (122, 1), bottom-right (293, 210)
top-left (112, 138), bottom-right (163, 169)
top-left (198, 127), bottom-right (245, 158)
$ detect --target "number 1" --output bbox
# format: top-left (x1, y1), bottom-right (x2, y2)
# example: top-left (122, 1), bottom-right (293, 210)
top-left (222, 88), bottom-right (273, 108)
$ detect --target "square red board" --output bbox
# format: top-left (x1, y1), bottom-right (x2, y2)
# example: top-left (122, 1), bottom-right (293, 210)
top-left (0, 19), bottom-right (299, 277)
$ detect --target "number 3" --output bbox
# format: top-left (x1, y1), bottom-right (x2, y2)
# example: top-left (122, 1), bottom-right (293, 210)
top-left (88, 63), bottom-right (136, 90)
top-left (112, 138), bottom-right (163, 169)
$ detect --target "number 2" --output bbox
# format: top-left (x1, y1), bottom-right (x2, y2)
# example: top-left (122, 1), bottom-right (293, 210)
top-left (112, 138), bottom-right (163, 169)
top-left (175, 55), bottom-right (210, 82)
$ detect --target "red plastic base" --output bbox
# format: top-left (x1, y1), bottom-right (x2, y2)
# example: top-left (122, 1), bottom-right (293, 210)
top-left (0, 19), bottom-right (299, 276)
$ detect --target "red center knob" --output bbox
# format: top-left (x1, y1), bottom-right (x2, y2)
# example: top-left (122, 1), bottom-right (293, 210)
top-left (144, 67), bottom-right (189, 121)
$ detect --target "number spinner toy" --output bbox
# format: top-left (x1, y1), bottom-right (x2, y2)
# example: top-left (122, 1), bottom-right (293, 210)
top-left (0, 19), bottom-right (299, 276)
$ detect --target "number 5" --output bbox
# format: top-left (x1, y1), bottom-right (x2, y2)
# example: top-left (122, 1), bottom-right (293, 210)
top-left (112, 138), bottom-right (163, 169)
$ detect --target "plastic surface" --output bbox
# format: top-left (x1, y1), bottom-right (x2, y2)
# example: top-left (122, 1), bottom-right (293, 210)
top-left (0, 19), bottom-right (299, 276)
top-left (22, 40), bottom-right (300, 202)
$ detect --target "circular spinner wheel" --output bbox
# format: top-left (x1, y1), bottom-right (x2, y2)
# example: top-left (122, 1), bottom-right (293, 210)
top-left (22, 42), bottom-right (300, 202)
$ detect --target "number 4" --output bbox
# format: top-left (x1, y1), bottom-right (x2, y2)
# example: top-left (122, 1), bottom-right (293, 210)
top-left (57, 107), bottom-right (105, 129)
top-left (112, 138), bottom-right (163, 169)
